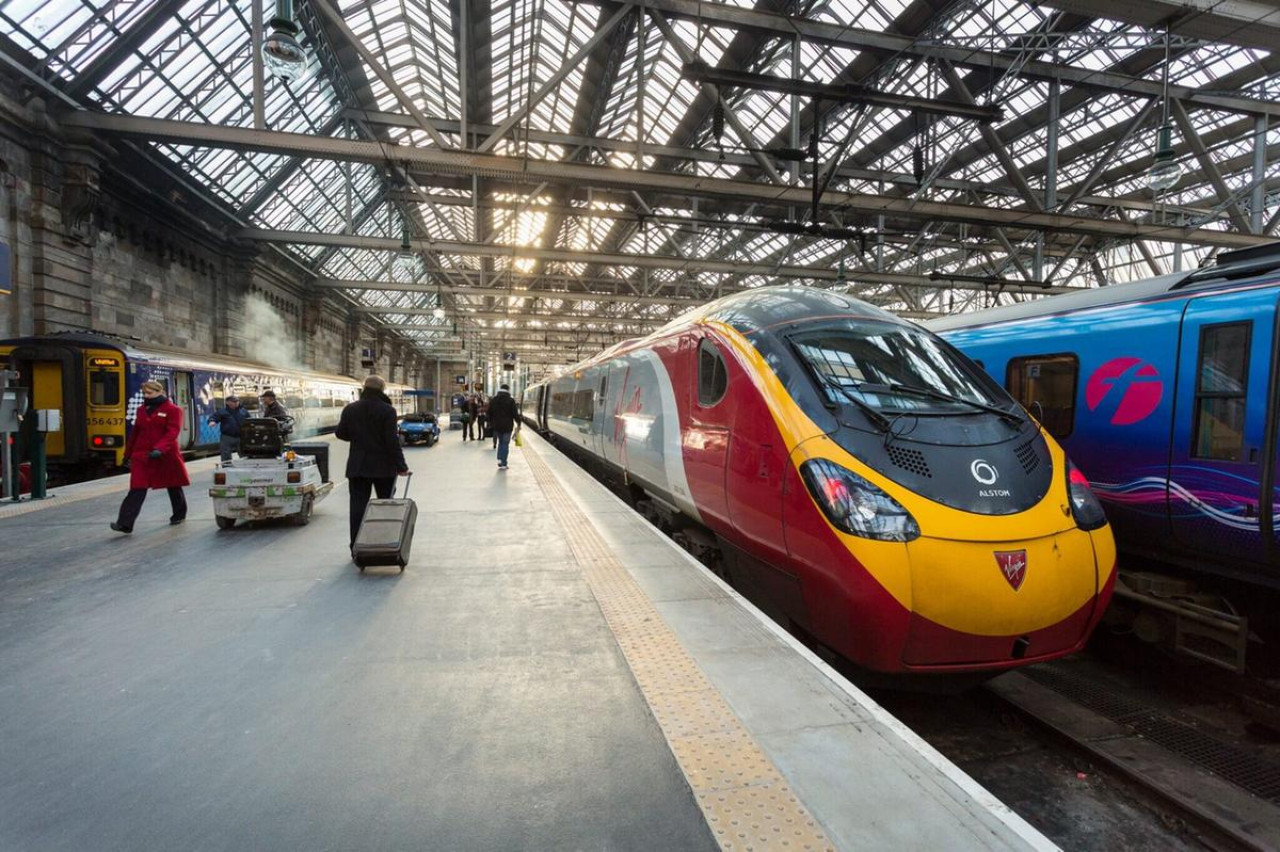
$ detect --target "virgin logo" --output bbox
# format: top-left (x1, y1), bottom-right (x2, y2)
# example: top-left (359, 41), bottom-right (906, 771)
top-left (995, 550), bottom-right (1027, 591)
top-left (1085, 357), bottom-right (1163, 426)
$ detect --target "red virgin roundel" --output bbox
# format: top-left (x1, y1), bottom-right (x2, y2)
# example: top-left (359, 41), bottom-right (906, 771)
top-left (1084, 357), bottom-right (1163, 426)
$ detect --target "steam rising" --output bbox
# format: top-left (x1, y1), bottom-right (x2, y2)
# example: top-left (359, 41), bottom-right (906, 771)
top-left (243, 295), bottom-right (303, 372)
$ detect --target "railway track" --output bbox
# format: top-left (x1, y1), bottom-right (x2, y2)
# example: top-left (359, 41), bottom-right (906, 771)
top-left (985, 662), bottom-right (1280, 852)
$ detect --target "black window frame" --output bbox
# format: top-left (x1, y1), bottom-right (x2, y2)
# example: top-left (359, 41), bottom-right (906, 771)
top-left (1191, 320), bottom-right (1252, 462)
top-left (1005, 352), bottom-right (1079, 440)
top-left (697, 339), bottom-right (728, 407)
top-left (87, 368), bottom-right (121, 408)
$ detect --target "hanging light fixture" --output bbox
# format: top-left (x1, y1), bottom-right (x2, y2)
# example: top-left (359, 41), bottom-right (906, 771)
top-left (394, 225), bottom-right (417, 276)
top-left (1147, 23), bottom-right (1182, 194)
top-left (262, 0), bottom-right (309, 82)
top-left (432, 280), bottom-right (446, 320)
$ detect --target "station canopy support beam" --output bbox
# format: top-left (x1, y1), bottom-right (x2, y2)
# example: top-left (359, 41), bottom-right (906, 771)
top-left (58, 111), bottom-right (1271, 252)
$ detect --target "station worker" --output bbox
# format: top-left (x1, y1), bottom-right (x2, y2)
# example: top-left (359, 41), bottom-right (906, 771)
top-left (208, 394), bottom-right (248, 461)
top-left (110, 380), bottom-right (190, 534)
top-left (488, 384), bottom-right (519, 470)
top-left (335, 374), bottom-right (410, 551)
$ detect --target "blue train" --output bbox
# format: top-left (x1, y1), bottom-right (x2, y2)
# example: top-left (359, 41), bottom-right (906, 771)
top-left (933, 244), bottom-right (1280, 587)
top-left (0, 331), bottom-right (412, 482)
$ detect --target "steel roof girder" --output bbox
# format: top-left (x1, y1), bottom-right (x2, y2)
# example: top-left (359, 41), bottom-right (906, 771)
top-left (60, 111), bottom-right (1273, 249)
top-left (572, 0), bottom-right (1280, 117)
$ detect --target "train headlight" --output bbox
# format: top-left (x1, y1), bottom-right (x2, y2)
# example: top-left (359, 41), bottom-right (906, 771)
top-left (1066, 461), bottom-right (1108, 531)
top-left (800, 458), bottom-right (920, 542)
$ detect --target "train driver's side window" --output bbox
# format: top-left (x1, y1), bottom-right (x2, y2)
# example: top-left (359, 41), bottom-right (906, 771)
top-left (698, 339), bottom-right (728, 407)
top-left (89, 369), bottom-right (120, 407)
top-left (1192, 322), bottom-right (1250, 461)
top-left (1006, 354), bottom-right (1078, 439)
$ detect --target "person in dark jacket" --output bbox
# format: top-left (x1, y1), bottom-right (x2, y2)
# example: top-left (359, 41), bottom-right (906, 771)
top-left (335, 374), bottom-right (410, 549)
top-left (462, 393), bottom-right (479, 442)
top-left (207, 395), bottom-right (248, 461)
top-left (488, 384), bottom-right (519, 470)
top-left (110, 380), bottom-right (190, 533)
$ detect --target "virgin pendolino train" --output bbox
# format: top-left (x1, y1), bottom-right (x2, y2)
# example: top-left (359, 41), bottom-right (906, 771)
top-left (0, 331), bottom-right (412, 481)
top-left (524, 286), bottom-right (1116, 675)
top-left (934, 243), bottom-right (1280, 585)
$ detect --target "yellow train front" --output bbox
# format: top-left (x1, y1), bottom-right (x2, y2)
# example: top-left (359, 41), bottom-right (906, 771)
top-left (633, 287), bottom-right (1117, 676)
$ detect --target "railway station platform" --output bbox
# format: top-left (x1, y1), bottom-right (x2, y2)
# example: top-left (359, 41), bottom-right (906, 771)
top-left (0, 428), bottom-right (1053, 851)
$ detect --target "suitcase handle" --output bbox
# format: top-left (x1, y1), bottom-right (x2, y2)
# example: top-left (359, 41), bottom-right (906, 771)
top-left (399, 470), bottom-right (413, 499)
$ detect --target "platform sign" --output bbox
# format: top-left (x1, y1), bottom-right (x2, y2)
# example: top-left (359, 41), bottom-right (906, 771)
top-left (0, 242), bottom-right (11, 295)
top-left (455, 375), bottom-right (466, 385)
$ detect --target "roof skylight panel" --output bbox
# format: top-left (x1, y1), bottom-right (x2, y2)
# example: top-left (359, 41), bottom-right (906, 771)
top-left (0, 0), bottom-right (92, 60)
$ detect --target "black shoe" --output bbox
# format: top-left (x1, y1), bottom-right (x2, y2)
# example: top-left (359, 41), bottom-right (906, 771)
top-left (110, 522), bottom-right (132, 534)
top-left (169, 516), bottom-right (186, 526)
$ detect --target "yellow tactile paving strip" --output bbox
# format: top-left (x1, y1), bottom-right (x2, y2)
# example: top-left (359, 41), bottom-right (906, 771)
top-left (523, 443), bottom-right (835, 852)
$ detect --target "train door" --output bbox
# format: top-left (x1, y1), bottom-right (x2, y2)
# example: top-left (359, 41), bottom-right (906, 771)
top-left (29, 360), bottom-right (66, 457)
top-left (9, 343), bottom-right (80, 460)
top-left (592, 369), bottom-right (611, 459)
top-left (170, 371), bottom-right (194, 449)
top-left (1170, 292), bottom-right (1276, 568)
top-left (684, 335), bottom-right (731, 528)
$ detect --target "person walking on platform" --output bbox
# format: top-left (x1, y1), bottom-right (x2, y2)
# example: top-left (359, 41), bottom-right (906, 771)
top-left (336, 375), bottom-right (410, 551)
top-left (488, 383), bottom-right (519, 470)
top-left (208, 394), bottom-right (247, 461)
top-left (462, 393), bottom-right (479, 442)
top-left (110, 380), bottom-right (189, 533)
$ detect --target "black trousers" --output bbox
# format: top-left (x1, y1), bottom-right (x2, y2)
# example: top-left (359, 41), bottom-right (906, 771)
top-left (349, 476), bottom-right (395, 546)
top-left (116, 487), bottom-right (187, 529)
top-left (462, 419), bottom-right (475, 440)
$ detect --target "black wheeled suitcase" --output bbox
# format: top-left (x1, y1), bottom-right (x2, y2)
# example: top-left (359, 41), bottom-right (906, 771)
top-left (353, 473), bottom-right (417, 572)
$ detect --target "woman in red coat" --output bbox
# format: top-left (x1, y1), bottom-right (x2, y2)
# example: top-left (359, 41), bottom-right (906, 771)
top-left (110, 380), bottom-right (190, 533)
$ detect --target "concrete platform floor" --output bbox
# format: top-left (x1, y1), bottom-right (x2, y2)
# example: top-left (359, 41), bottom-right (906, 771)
top-left (0, 429), bottom-right (1053, 851)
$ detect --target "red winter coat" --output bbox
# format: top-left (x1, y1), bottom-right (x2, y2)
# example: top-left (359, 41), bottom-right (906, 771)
top-left (125, 397), bottom-right (190, 490)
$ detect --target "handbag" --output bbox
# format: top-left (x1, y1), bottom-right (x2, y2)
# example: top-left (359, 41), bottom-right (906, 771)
top-left (514, 431), bottom-right (523, 447)
top-left (460, 412), bottom-right (471, 423)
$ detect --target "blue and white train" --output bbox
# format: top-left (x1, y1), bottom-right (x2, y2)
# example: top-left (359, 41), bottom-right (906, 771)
top-left (933, 244), bottom-right (1280, 585)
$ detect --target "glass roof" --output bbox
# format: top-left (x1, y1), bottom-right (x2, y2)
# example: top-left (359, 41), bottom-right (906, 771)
top-left (0, 0), bottom-right (1277, 358)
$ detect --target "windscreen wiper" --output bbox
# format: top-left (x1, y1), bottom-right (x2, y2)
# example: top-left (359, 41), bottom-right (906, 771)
top-left (816, 373), bottom-right (892, 433)
top-left (865, 382), bottom-right (1023, 426)
top-left (788, 339), bottom-right (891, 433)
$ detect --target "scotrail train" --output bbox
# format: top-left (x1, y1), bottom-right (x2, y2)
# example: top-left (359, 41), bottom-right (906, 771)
top-left (523, 285), bottom-right (1116, 676)
top-left (934, 244), bottom-right (1280, 587)
top-left (0, 331), bottom-right (411, 481)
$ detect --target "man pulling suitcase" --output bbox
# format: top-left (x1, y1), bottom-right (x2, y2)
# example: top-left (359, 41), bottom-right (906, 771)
top-left (336, 375), bottom-right (411, 558)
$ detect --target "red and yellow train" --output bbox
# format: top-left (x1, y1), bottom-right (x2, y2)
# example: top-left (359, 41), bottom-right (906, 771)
top-left (524, 286), bottom-right (1116, 675)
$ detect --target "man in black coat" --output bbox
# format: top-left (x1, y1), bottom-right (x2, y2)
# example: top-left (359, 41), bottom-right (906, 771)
top-left (335, 374), bottom-right (410, 548)
top-left (488, 384), bottom-right (520, 470)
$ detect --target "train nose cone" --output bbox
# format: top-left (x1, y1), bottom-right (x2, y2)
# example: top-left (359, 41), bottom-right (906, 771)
top-left (899, 532), bottom-right (1101, 667)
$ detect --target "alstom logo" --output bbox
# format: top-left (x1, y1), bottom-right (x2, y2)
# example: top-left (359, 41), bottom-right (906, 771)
top-left (1085, 357), bottom-right (1163, 426)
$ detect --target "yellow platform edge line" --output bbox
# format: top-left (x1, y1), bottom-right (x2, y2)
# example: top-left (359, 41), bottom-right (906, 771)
top-left (521, 442), bottom-right (836, 852)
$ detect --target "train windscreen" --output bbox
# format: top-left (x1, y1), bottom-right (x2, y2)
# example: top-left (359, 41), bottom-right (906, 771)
top-left (791, 320), bottom-right (1011, 416)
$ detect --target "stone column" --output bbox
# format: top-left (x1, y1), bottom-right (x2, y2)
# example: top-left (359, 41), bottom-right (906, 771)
top-left (300, 291), bottom-right (325, 371)
top-left (26, 108), bottom-right (108, 332)
top-left (345, 312), bottom-right (363, 376)
top-left (218, 243), bottom-right (256, 358)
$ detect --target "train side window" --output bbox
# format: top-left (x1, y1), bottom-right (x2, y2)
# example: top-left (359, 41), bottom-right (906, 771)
top-left (698, 339), bottom-right (728, 406)
top-left (1192, 322), bottom-right (1250, 461)
top-left (89, 370), bottom-right (120, 406)
top-left (1006, 354), bottom-right (1078, 439)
